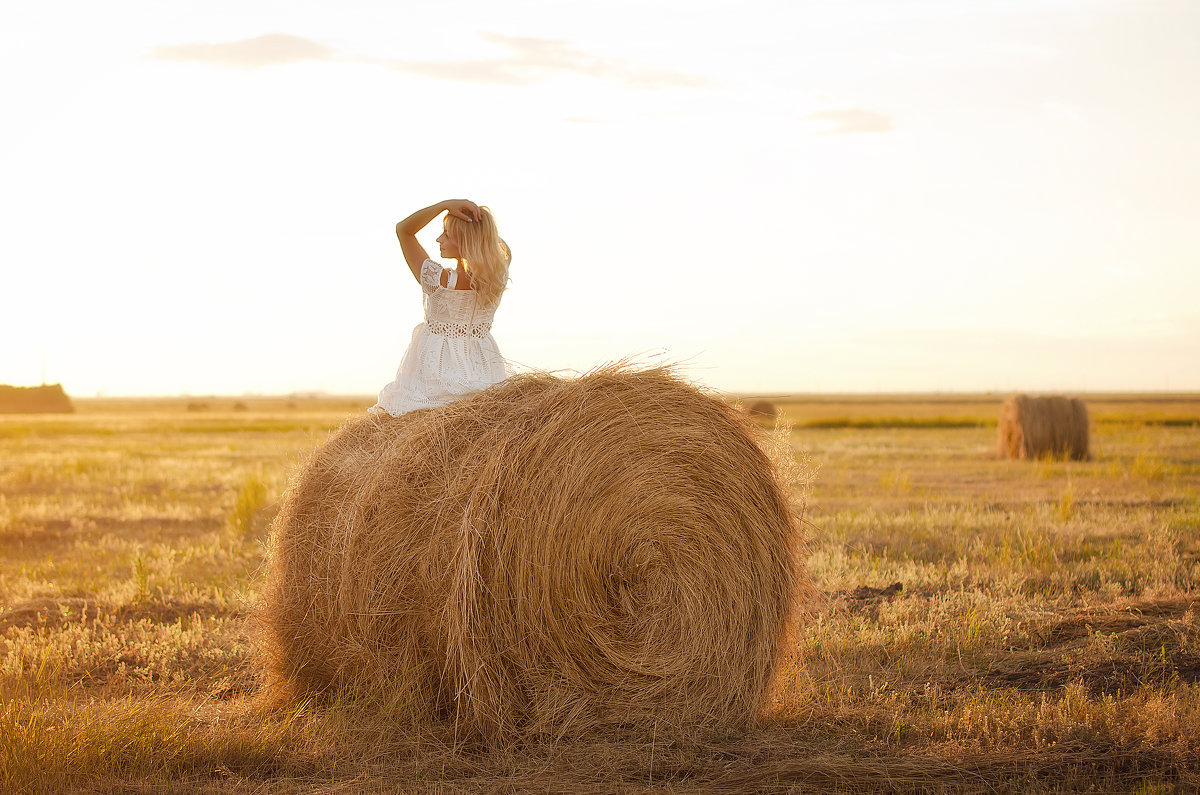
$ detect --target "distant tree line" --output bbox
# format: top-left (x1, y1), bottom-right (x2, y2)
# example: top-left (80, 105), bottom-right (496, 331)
top-left (0, 384), bottom-right (74, 413)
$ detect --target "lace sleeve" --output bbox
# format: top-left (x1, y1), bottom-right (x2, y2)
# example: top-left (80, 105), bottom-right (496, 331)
top-left (419, 259), bottom-right (443, 294)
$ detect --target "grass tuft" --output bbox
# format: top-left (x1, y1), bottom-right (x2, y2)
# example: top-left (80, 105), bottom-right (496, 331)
top-left (131, 553), bottom-right (152, 604)
top-left (229, 474), bottom-right (268, 537)
top-left (1057, 479), bottom-right (1076, 522)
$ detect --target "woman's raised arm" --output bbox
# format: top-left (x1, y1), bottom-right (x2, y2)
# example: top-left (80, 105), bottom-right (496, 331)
top-left (395, 200), bottom-right (481, 280)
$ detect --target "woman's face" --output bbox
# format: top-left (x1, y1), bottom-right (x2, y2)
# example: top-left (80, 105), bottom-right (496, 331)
top-left (437, 227), bottom-right (461, 259)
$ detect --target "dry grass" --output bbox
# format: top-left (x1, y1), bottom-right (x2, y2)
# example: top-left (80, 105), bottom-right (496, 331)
top-left (261, 368), bottom-right (809, 741)
top-left (1, 391), bottom-right (1198, 791)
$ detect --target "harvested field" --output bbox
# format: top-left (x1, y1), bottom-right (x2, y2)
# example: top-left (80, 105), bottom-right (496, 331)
top-left (2, 391), bottom-right (1199, 792)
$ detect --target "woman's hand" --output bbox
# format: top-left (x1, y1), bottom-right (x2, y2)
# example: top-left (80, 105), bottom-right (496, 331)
top-left (442, 199), bottom-right (481, 223)
top-left (395, 198), bottom-right (482, 283)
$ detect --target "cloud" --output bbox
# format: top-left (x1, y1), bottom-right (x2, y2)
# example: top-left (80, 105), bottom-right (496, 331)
top-left (150, 31), bottom-right (711, 90)
top-left (370, 33), bottom-right (711, 89)
top-left (804, 108), bottom-right (894, 135)
top-left (150, 34), bottom-right (336, 68)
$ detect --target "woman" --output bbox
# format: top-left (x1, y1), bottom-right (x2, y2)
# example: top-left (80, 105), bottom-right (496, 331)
top-left (369, 199), bottom-right (510, 417)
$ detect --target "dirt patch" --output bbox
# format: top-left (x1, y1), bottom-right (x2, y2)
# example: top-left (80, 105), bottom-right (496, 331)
top-left (0, 518), bottom-right (78, 549)
top-left (983, 651), bottom-right (1200, 696)
top-left (1076, 497), bottom-right (1187, 509)
top-left (981, 597), bottom-right (1200, 696)
top-left (0, 597), bottom-right (101, 630)
top-left (1036, 597), bottom-right (1197, 646)
top-left (0, 516), bottom-right (220, 553)
top-left (846, 582), bottom-right (904, 601)
top-left (0, 596), bottom-right (240, 631)
top-left (104, 515), bottom-right (221, 541)
top-left (827, 582), bottom-right (905, 618)
top-left (116, 599), bottom-right (242, 624)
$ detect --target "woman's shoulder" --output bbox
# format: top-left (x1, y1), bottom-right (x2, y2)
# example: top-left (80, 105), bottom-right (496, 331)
top-left (419, 259), bottom-right (443, 292)
top-left (421, 259), bottom-right (477, 292)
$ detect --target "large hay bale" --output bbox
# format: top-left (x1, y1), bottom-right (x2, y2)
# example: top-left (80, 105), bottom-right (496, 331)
top-left (997, 394), bottom-right (1090, 461)
top-left (0, 384), bottom-right (73, 414)
top-left (744, 398), bottom-right (779, 421)
top-left (260, 367), bottom-right (807, 740)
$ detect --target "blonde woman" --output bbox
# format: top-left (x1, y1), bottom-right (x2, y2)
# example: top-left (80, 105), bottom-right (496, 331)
top-left (369, 199), bottom-right (510, 417)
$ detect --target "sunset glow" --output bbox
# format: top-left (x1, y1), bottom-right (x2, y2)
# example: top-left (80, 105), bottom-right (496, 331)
top-left (2, 0), bottom-right (1197, 395)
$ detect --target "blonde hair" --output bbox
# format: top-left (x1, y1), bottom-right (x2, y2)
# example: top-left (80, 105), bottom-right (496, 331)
top-left (443, 207), bottom-right (510, 307)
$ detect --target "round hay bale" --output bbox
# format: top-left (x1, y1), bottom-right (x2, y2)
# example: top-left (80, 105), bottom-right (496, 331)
top-left (259, 367), bottom-right (807, 740)
top-left (744, 398), bottom-right (779, 421)
top-left (997, 394), bottom-right (1090, 461)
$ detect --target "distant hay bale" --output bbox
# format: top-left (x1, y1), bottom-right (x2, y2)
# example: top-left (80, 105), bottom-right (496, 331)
top-left (259, 367), bottom-right (808, 741)
top-left (745, 399), bottom-right (779, 421)
top-left (0, 384), bottom-right (73, 414)
top-left (232, 401), bottom-right (249, 411)
top-left (997, 394), bottom-right (1090, 461)
top-left (186, 401), bottom-right (209, 412)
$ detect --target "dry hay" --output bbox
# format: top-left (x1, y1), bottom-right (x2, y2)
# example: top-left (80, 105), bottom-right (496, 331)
top-left (259, 366), bottom-right (808, 742)
top-left (744, 398), bottom-right (779, 421)
top-left (0, 383), bottom-right (73, 414)
top-left (997, 394), bottom-right (1090, 461)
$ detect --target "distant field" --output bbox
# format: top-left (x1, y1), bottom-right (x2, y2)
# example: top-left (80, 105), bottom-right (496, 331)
top-left (69, 391), bottom-right (1200, 426)
top-left (72, 395), bottom-right (376, 414)
top-left (739, 393), bottom-right (1200, 428)
top-left (2, 393), bottom-right (1198, 791)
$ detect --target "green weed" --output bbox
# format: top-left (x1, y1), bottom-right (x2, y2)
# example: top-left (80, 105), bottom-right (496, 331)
top-left (229, 474), bottom-right (268, 537)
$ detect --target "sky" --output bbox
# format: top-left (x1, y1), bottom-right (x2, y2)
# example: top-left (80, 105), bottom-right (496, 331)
top-left (1, 0), bottom-right (1197, 396)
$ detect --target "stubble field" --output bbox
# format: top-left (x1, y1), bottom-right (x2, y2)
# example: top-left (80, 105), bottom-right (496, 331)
top-left (1, 393), bottom-right (1198, 793)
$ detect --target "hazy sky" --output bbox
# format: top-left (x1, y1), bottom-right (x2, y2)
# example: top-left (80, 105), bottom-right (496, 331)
top-left (2, 0), bottom-right (1197, 395)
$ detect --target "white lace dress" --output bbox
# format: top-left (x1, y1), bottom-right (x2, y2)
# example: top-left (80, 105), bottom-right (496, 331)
top-left (369, 259), bottom-right (508, 417)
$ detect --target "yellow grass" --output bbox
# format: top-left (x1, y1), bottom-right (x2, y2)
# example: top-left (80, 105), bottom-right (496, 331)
top-left (1, 392), bottom-right (1198, 791)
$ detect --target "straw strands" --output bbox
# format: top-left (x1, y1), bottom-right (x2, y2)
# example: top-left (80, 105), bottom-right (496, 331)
top-left (997, 394), bottom-right (1090, 461)
top-left (259, 367), bottom-right (808, 741)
